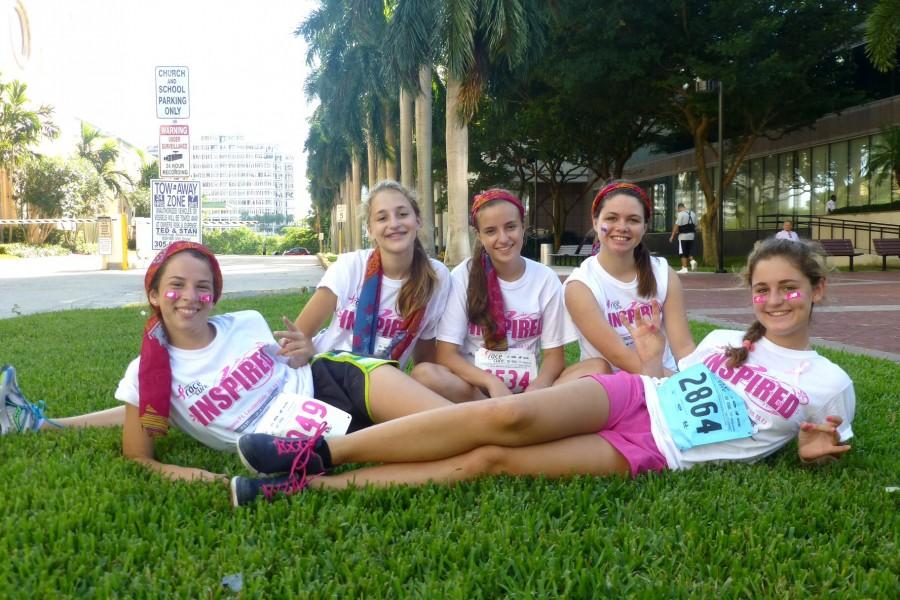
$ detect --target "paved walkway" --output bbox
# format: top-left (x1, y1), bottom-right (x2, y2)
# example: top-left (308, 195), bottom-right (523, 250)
top-left (553, 265), bottom-right (900, 362)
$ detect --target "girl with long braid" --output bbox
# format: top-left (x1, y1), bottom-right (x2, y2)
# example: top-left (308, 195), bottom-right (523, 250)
top-left (410, 189), bottom-right (575, 402)
top-left (559, 181), bottom-right (695, 381)
top-left (233, 238), bottom-right (854, 505)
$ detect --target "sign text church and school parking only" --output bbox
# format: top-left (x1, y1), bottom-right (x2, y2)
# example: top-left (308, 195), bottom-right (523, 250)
top-left (155, 66), bottom-right (190, 119)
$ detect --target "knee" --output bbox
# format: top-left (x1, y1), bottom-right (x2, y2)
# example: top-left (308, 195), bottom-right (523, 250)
top-left (410, 362), bottom-right (445, 390)
top-left (459, 445), bottom-right (510, 477)
top-left (478, 397), bottom-right (535, 433)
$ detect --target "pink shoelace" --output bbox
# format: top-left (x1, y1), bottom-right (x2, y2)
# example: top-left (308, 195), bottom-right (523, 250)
top-left (261, 422), bottom-right (328, 501)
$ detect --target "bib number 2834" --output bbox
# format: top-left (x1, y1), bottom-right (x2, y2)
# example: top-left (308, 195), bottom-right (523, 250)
top-left (657, 364), bottom-right (754, 450)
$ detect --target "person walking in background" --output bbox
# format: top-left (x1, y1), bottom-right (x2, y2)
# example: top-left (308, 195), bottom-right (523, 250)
top-left (669, 203), bottom-right (698, 273)
top-left (775, 220), bottom-right (800, 242)
top-left (826, 195), bottom-right (837, 214)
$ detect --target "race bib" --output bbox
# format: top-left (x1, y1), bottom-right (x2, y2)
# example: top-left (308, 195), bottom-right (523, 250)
top-left (473, 347), bottom-right (538, 394)
top-left (657, 364), bottom-right (754, 450)
top-left (254, 392), bottom-right (352, 439)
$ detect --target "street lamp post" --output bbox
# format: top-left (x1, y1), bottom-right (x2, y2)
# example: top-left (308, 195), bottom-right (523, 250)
top-left (716, 80), bottom-right (726, 273)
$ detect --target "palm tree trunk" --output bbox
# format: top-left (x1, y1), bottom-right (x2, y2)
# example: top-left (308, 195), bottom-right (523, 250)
top-left (366, 127), bottom-right (377, 192)
top-left (399, 86), bottom-right (414, 189)
top-left (383, 103), bottom-right (398, 181)
top-left (415, 66), bottom-right (435, 256)
top-left (444, 75), bottom-right (470, 266)
top-left (351, 151), bottom-right (362, 250)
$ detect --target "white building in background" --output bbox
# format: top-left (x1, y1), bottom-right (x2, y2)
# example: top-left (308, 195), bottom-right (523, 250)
top-left (188, 135), bottom-right (296, 227)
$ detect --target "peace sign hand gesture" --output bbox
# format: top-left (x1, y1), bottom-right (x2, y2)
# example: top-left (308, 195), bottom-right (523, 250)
top-left (621, 300), bottom-right (666, 376)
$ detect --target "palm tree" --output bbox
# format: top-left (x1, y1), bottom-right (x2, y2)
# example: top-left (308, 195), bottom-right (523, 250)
top-left (867, 126), bottom-right (900, 194)
top-left (77, 122), bottom-right (134, 214)
top-left (441, 1), bottom-right (549, 265)
top-left (0, 75), bottom-right (58, 242)
top-left (865, 0), bottom-right (900, 72)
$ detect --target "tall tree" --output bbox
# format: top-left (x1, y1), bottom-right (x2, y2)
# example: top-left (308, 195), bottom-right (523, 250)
top-left (865, 0), bottom-right (900, 72)
top-left (77, 122), bottom-right (134, 214)
top-left (441, 0), bottom-right (549, 266)
top-left (660, 0), bottom-right (863, 264)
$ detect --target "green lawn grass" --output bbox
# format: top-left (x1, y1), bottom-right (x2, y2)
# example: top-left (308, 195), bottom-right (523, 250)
top-left (1, 294), bottom-right (898, 597)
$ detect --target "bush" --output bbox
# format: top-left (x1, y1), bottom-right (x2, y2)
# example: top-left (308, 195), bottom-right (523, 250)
top-left (278, 226), bottom-right (320, 254)
top-left (0, 243), bottom-right (70, 258)
top-left (203, 227), bottom-right (265, 255)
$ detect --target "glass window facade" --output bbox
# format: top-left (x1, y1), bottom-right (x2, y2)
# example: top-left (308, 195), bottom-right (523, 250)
top-left (638, 133), bottom-right (897, 229)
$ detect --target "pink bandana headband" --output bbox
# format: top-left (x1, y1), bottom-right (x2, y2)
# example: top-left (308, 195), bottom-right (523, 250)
top-left (591, 182), bottom-right (651, 218)
top-left (471, 189), bottom-right (525, 226)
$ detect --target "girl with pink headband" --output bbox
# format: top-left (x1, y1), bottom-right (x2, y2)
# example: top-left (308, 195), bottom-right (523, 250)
top-left (231, 238), bottom-right (855, 506)
top-left (558, 181), bottom-right (695, 381)
top-left (1, 241), bottom-right (460, 489)
top-left (410, 189), bottom-right (576, 401)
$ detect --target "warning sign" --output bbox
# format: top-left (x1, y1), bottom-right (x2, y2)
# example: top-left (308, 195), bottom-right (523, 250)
top-left (97, 216), bottom-right (112, 255)
top-left (155, 66), bottom-right (190, 119)
top-left (150, 179), bottom-right (202, 250)
top-left (159, 124), bottom-right (191, 178)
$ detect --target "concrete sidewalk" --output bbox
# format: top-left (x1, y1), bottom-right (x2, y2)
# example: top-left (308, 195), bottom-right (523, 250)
top-left (552, 264), bottom-right (900, 362)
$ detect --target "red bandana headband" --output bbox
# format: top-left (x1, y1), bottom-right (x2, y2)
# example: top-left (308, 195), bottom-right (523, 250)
top-left (591, 182), bottom-right (651, 218)
top-left (471, 189), bottom-right (525, 225)
top-left (139, 241), bottom-right (223, 437)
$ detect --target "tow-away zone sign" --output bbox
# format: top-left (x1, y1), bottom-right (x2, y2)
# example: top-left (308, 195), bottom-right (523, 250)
top-left (150, 179), bottom-right (202, 250)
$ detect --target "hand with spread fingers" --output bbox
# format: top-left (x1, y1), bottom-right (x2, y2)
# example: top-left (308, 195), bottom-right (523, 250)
top-left (798, 415), bottom-right (851, 464)
top-left (274, 316), bottom-right (317, 368)
top-left (621, 299), bottom-right (667, 375)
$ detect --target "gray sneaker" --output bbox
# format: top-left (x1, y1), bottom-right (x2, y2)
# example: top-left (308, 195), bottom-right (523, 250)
top-left (1, 365), bottom-right (50, 434)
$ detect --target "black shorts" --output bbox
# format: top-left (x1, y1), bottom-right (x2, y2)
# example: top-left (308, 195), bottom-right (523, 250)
top-left (677, 238), bottom-right (694, 258)
top-left (309, 352), bottom-right (396, 433)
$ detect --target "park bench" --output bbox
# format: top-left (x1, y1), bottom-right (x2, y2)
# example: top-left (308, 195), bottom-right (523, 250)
top-left (873, 238), bottom-right (900, 271)
top-left (549, 244), bottom-right (579, 265)
top-left (576, 244), bottom-right (596, 258)
top-left (817, 239), bottom-right (863, 271)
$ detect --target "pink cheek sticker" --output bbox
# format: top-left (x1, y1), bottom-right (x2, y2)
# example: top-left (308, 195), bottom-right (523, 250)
top-left (600, 224), bottom-right (609, 236)
top-left (752, 294), bottom-right (767, 304)
top-left (785, 291), bottom-right (802, 301)
top-left (199, 294), bottom-right (213, 304)
top-left (164, 290), bottom-right (180, 300)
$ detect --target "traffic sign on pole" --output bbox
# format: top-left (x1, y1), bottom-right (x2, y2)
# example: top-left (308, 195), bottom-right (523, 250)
top-left (155, 66), bottom-right (190, 118)
top-left (159, 124), bottom-right (191, 178)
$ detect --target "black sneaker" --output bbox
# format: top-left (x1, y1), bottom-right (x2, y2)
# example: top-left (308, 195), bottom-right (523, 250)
top-left (237, 432), bottom-right (331, 476)
top-left (230, 473), bottom-right (309, 507)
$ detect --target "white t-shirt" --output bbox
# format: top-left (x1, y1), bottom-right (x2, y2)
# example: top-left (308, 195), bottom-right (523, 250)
top-left (675, 210), bottom-right (697, 241)
top-left (642, 330), bottom-right (855, 470)
top-left (116, 311), bottom-right (315, 452)
top-left (313, 249), bottom-right (451, 368)
top-left (437, 257), bottom-right (576, 361)
top-left (564, 255), bottom-right (677, 372)
top-left (775, 230), bottom-right (800, 242)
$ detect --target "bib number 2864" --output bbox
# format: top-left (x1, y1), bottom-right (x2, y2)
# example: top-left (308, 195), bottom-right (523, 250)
top-left (657, 364), bottom-right (754, 450)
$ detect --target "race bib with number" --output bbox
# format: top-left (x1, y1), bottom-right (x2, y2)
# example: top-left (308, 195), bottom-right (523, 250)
top-left (657, 363), bottom-right (754, 450)
top-left (473, 347), bottom-right (538, 393)
top-left (254, 392), bottom-right (352, 439)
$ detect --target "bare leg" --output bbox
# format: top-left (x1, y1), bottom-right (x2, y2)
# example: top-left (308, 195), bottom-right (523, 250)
top-left (312, 434), bottom-right (630, 489)
top-left (409, 362), bottom-right (486, 403)
top-left (327, 377), bottom-right (611, 466)
top-left (367, 365), bottom-right (455, 423)
top-left (43, 405), bottom-right (125, 430)
top-left (554, 358), bottom-right (611, 385)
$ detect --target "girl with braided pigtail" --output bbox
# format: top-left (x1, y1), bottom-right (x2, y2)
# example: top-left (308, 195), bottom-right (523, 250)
top-left (233, 238), bottom-right (854, 506)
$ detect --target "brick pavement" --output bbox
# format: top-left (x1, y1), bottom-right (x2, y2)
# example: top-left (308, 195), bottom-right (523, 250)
top-left (555, 266), bottom-right (900, 362)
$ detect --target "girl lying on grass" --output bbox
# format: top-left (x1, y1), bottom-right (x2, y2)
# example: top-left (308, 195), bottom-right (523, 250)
top-left (557, 181), bottom-right (695, 382)
top-left (283, 180), bottom-right (451, 371)
top-left (411, 189), bottom-right (575, 401)
top-left (0, 241), bottom-right (454, 484)
top-left (232, 238), bottom-right (855, 506)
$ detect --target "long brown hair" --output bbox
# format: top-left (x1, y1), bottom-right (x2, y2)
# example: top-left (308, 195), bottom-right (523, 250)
top-left (466, 192), bottom-right (525, 350)
top-left (592, 180), bottom-right (656, 298)
top-left (364, 180), bottom-right (437, 320)
top-left (723, 238), bottom-right (828, 368)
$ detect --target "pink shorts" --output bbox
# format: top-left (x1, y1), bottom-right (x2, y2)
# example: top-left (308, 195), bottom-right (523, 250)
top-left (587, 370), bottom-right (668, 478)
